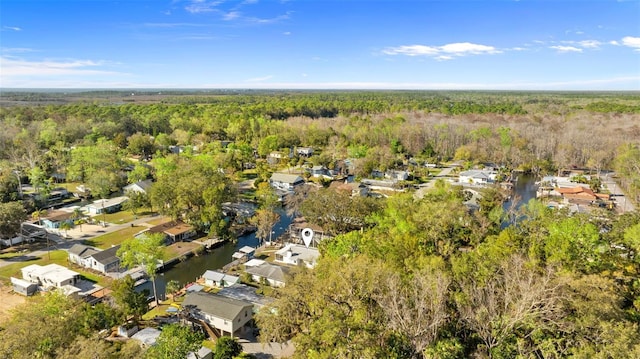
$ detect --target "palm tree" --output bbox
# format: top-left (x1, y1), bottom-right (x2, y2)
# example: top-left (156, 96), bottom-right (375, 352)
top-left (166, 280), bottom-right (181, 302)
top-left (72, 208), bottom-right (85, 231)
top-left (59, 221), bottom-right (73, 238)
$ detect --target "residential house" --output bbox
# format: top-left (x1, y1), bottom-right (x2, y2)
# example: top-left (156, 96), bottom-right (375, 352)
top-left (202, 270), bottom-right (239, 288)
top-left (182, 291), bottom-right (254, 337)
top-left (266, 151), bottom-right (286, 165)
top-left (40, 210), bottom-right (74, 229)
top-left (296, 147), bottom-right (314, 157)
top-left (275, 243), bottom-right (320, 269)
top-left (87, 245), bottom-right (121, 274)
top-left (68, 244), bottom-right (100, 267)
top-left (141, 221), bottom-right (196, 243)
top-left (555, 186), bottom-right (609, 205)
top-left (217, 283), bottom-right (274, 309)
top-left (269, 173), bottom-right (305, 192)
top-left (21, 263), bottom-right (80, 289)
top-left (244, 263), bottom-right (290, 288)
top-left (86, 196), bottom-right (129, 215)
top-left (385, 170), bottom-right (409, 182)
top-left (123, 179), bottom-right (153, 194)
top-left (309, 165), bottom-right (331, 179)
top-left (458, 170), bottom-right (498, 185)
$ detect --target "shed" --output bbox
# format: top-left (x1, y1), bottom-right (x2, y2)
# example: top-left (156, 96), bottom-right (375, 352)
top-left (10, 277), bottom-right (38, 296)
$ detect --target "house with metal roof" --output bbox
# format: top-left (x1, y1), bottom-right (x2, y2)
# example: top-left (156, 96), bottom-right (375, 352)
top-left (123, 179), bottom-right (153, 194)
top-left (269, 173), bottom-right (305, 192)
top-left (458, 170), bottom-right (498, 185)
top-left (68, 244), bottom-right (100, 268)
top-left (182, 291), bottom-right (254, 338)
top-left (275, 243), bottom-right (320, 268)
top-left (87, 245), bottom-right (121, 274)
top-left (202, 270), bottom-right (239, 288)
top-left (244, 262), bottom-right (290, 288)
top-left (86, 196), bottom-right (129, 215)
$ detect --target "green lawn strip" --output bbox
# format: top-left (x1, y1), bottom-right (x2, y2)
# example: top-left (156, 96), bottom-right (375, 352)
top-left (145, 216), bottom-right (173, 226)
top-left (0, 250), bottom-right (68, 280)
top-left (83, 225), bottom-right (145, 249)
top-left (99, 208), bottom-right (154, 224)
top-left (161, 242), bottom-right (204, 261)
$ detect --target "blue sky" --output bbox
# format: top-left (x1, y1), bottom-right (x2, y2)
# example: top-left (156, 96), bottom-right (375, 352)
top-left (1, 0), bottom-right (639, 90)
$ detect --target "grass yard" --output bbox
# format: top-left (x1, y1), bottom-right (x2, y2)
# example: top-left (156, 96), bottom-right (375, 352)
top-left (0, 249), bottom-right (68, 281)
top-left (82, 225), bottom-right (145, 249)
top-left (145, 216), bottom-right (173, 226)
top-left (161, 241), bottom-right (204, 261)
top-left (99, 208), bottom-right (154, 224)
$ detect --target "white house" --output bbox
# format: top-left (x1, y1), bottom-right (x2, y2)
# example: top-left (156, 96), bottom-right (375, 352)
top-left (458, 170), bottom-right (498, 185)
top-left (275, 244), bottom-right (320, 269)
top-left (87, 245), bottom-right (121, 274)
top-left (269, 173), bottom-right (305, 192)
top-left (202, 270), bottom-right (239, 288)
top-left (183, 292), bottom-right (254, 338)
top-left (68, 244), bottom-right (100, 267)
top-left (244, 263), bottom-right (290, 288)
top-left (21, 264), bottom-right (80, 289)
top-left (296, 147), bottom-right (314, 157)
top-left (123, 179), bottom-right (153, 194)
top-left (86, 196), bottom-right (129, 215)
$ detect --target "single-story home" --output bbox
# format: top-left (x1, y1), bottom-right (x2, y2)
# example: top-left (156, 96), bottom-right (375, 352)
top-left (555, 186), bottom-right (609, 205)
top-left (182, 291), bottom-right (254, 338)
top-left (244, 263), bottom-right (290, 288)
top-left (269, 173), bottom-right (305, 192)
top-left (309, 165), bottom-right (330, 178)
top-left (87, 245), bottom-right (121, 274)
top-left (124, 179), bottom-right (153, 194)
top-left (68, 243), bottom-right (100, 267)
top-left (296, 147), bottom-right (314, 157)
top-left (40, 210), bottom-right (74, 229)
top-left (141, 221), bottom-right (196, 243)
top-left (275, 243), bottom-right (320, 269)
top-left (21, 263), bottom-right (80, 289)
top-left (202, 270), bottom-right (240, 288)
top-left (458, 170), bottom-right (498, 185)
top-left (86, 196), bottom-right (129, 215)
top-left (10, 277), bottom-right (38, 296)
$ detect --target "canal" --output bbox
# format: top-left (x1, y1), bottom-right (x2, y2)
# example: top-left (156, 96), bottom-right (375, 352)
top-left (139, 209), bottom-right (293, 300)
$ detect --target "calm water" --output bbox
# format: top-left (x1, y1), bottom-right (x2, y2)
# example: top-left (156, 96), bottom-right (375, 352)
top-left (139, 209), bottom-right (293, 299)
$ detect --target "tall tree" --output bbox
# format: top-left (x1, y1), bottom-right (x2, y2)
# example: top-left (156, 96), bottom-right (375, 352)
top-left (117, 233), bottom-right (165, 306)
top-left (0, 201), bottom-right (26, 239)
top-left (145, 323), bottom-right (204, 359)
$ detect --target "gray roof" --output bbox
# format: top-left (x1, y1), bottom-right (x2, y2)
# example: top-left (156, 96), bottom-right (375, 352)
top-left (90, 245), bottom-right (121, 265)
top-left (203, 270), bottom-right (225, 282)
top-left (217, 284), bottom-right (274, 308)
top-left (270, 173), bottom-right (304, 184)
top-left (183, 292), bottom-right (253, 321)
top-left (124, 179), bottom-right (153, 193)
top-left (245, 263), bottom-right (290, 283)
top-left (131, 327), bottom-right (161, 347)
top-left (68, 244), bottom-right (99, 258)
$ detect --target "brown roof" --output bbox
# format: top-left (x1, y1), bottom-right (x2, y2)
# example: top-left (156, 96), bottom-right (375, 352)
top-left (43, 210), bottom-right (73, 222)
top-left (149, 220), bottom-right (194, 236)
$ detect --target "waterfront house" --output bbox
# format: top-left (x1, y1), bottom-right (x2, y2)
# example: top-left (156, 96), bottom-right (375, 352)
top-left (275, 244), bottom-right (320, 269)
top-left (244, 263), bottom-right (290, 288)
top-left (269, 173), bottom-right (305, 192)
top-left (458, 170), bottom-right (498, 185)
top-left (182, 291), bottom-right (254, 338)
top-left (202, 270), bottom-right (240, 288)
top-left (141, 220), bottom-right (196, 243)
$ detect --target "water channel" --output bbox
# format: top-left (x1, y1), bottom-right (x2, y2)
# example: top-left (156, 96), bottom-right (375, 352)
top-left (144, 175), bottom-right (538, 299)
top-left (139, 208), bottom-right (293, 300)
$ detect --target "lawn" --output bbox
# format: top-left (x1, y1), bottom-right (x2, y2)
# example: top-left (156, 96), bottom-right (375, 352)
top-left (98, 208), bottom-right (154, 225)
top-left (161, 242), bottom-right (204, 261)
top-left (82, 225), bottom-right (145, 249)
top-left (145, 216), bottom-right (173, 226)
top-left (0, 249), bottom-right (68, 281)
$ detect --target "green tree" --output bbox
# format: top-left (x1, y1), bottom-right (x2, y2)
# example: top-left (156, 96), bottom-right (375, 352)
top-left (166, 279), bottom-right (181, 302)
top-left (127, 162), bottom-right (151, 183)
top-left (124, 190), bottom-right (151, 215)
top-left (118, 233), bottom-right (165, 306)
top-left (214, 336), bottom-right (243, 359)
top-left (111, 275), bottom-right (149, 321)
top-left (145, 323), bottom-right (205, 359)
top-left (0, 201), bottom-right (26, 239)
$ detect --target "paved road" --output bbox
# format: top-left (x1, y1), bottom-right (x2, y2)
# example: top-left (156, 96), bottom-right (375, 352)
top-left (0, 215), bottom-right (157, 269)
top-left (601, 173), bottom-right (636, 213)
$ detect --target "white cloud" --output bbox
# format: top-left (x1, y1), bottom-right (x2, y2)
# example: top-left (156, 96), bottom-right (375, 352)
top-left (621, 36), bottom-right (640, 49)
top-left (2, 26), bottom-right (21, 31)
top-left (283, 31), bottom-right (291, 35)
top-left (0, 56), bottom-right (123, 77)
top-left (383, 42), bottom-right (500, 59)
top-left (1, 47), bottom-right (36, 54)
top-left (610, 40), bottom-right (620, 46)
top-left (223, 11), bottom-right (241, 20)
top-left (185, 0), bottom-right (224, 14)
top-left (577, 40), bottom-right (601, 48)
top-left (550, 45), bottom-right (582, 53)
top-left (245, 75), bottom-right (274, 82)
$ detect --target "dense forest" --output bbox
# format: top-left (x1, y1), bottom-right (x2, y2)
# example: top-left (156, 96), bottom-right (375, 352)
top-left (1, 90), bottom-right (639, 358)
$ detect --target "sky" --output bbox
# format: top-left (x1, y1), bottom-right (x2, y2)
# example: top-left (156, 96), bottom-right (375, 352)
top-left (1, 0), bottom-right (639, 90)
